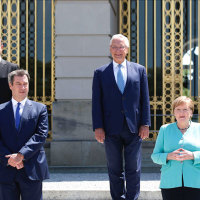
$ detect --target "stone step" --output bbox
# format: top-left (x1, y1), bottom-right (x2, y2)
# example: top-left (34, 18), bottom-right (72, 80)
top-left (45, 141), bottom-right (159, 173)
top-left (43, 173), bottom-right (162, 200)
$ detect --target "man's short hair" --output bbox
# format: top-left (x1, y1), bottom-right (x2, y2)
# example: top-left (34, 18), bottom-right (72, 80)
top-left (110, 34), bottom-right (129, 48)
top-left (8, 69), bottom-right (30, 85)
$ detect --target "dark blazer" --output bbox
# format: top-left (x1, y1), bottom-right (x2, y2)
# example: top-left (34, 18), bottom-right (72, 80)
top-left (92, 61), bottom-right (151, 135)
top-left (0, 99), bottom-right (49, 183)
top-left (0, 59), bottom-right (18, 104)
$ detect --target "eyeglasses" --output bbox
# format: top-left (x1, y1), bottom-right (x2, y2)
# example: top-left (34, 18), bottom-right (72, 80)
top-left (174, 109), bottom-right (191, 113)
top-left (111, 46), bottom-right (126, 50)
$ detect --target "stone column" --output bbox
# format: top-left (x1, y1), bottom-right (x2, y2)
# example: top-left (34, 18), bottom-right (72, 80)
top-left (51, 0), bottom-right (118, 167)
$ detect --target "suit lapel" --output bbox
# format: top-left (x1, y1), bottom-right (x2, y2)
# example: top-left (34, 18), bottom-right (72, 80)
top-left (7, 101), bottom-right (16, 130)
top-left (1, 59), bottom-right (7, 69)
top-left (123, 61), bottom-right (131, 94)
top-left (0, 60), bottom-right (8, 77)
top-left (1, 59), bottom-right (6, 65)
top-left (107, 61), bottom-right (131, 94)
top-left (107, 62), bottom-right (120, 91)
top-left (18, 99), bottom-right (32, 132)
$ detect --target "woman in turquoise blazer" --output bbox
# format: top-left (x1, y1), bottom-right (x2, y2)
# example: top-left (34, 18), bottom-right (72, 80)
top-left (151, 96), bottom-right (200, 200)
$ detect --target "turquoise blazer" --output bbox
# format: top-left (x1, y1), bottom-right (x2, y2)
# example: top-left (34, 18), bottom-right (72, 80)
top-left (151, 122), bottom-right (200, 189)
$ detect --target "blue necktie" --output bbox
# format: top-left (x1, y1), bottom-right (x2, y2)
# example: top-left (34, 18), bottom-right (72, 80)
top-left (117, 64), bottom-right (125, 93)
top-left (15, 102), bottom-right (21, 130)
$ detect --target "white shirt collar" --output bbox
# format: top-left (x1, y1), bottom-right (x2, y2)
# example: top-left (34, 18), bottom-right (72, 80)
top-left (12, 97), bottom-right (27, 107)
top-left (0, 56), bottom-right (2, 63)
top-left (113, 59), bottom-right (127, 69)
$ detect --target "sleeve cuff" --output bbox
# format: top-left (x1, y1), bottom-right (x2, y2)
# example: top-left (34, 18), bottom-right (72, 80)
top-left (160, 153), bottom-right (168, 165)
top-left (193, 151), bottom-right (200, 165)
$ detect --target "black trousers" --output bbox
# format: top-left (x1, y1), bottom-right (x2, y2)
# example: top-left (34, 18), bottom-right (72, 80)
top-left (161, 175), bottom-right (200, 200)
top-left (161, 187), bottom-right (200, 200)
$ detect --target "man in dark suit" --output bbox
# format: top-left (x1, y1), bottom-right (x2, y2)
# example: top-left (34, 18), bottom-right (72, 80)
top-left (0, 37), bottom-right (19, 104)
top-left (0, 69), bottom-right (49, 200)
top-left (92, 34), bottom-right (151, 200)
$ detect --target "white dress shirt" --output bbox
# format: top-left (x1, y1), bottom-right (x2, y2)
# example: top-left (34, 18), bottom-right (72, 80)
top-left (12, 97), bottom-right (27, 119)
top-left (0, 56), bottom-right (2, 63)
top-left (113, 59), bottom-right (127, 85)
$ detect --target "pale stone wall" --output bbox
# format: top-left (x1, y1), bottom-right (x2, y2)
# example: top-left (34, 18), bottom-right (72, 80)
top-left (51, 0), bottom-right (118, 166)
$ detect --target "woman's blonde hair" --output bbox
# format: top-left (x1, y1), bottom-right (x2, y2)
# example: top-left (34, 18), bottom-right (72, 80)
top-left (172, 96), bottom-right (194, 113)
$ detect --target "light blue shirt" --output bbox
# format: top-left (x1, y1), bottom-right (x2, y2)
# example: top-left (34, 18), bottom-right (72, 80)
top-left (113, 60), bottom-right (127, 85)
top-left (151, 122), bottom-right (200, 189)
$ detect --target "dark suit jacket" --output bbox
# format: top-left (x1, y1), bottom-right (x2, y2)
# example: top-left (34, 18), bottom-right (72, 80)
top-left (0, 99), bottom-right (49, 183)
top-left (0, 59), bottom-right (18, 104)
top-left (92, 61), bottom-right (151, 135)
